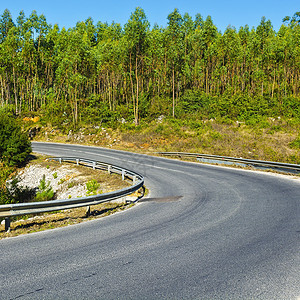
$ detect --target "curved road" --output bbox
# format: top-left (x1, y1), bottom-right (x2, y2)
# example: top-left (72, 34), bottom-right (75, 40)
top-left (1, 142), bottom-right (299, 299)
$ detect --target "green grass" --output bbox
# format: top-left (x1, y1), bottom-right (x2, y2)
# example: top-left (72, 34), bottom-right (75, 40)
top-left (290, 136), bottom-right (300, 149)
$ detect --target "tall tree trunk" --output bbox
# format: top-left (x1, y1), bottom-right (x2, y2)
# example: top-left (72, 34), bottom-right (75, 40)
top-left (172, 66), bottom-right (175, 118)
top-left (0, 75), bottom-right (4, 106)
top-left (12, 66), bottom-right (18, 114)
top-left (271, 67), bottom-right (276, 99)
top-left (205, 67), bottom-right (209, 94)
top-left (135, 55), bottom-right (139, 125)
top-left (129, 52), bottom-right (136, 123)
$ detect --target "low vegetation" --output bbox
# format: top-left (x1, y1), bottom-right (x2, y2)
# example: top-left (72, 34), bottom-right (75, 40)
top-left (35, 174), bottom-right (55, 201)
top-left (31, 116), bottom-right (300, 165)
top-left (86, 179), bottom-right (101, 196)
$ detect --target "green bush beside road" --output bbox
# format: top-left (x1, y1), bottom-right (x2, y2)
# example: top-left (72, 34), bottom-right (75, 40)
top-left (0, 110), bottom-right (32, 205)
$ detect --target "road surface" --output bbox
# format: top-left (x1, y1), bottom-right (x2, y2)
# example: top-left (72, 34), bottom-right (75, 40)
top-left (0, 142), bottom-right (299, 299)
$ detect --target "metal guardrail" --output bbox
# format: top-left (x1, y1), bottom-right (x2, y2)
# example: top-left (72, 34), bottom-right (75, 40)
top-left (0, 157), bottom-right (144, 232)
top-left (158, 152), bottom-right (300, 174)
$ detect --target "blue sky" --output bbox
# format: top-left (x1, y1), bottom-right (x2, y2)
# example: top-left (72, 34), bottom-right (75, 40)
top-left (1, 0), bottom-right (299, 32)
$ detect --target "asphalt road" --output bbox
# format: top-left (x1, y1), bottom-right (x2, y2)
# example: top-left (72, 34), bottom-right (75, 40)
top-left (1, 142), bottom-right (299, 299)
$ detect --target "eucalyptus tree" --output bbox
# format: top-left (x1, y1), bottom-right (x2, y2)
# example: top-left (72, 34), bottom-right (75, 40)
top-left (283, 12), bottom-right (300, 27)
top-left (124, 7), bottom-right (150, 125)
top-left (54, 21), bottom-right (96, 126)
top-left (254, 17), bottom-right (274, 96)
top-left (0, 9), bottom-right (15, 43)
top-left (189, 17), bottom-right (205, 90)
top-left (291, 15), bottom-right (300, 97)
top-left (24, 11), bottom-right (51, 111)
top-left (238, 25), bottom-right (250, 93)
top-left (166, 8), bottom-right (184, 117)
top-left (146, 24), bottom-right (165, 107)
top-left (95, 21), bottom-right (124, 111)
top-left (44, 24), bottom-right (59, 96)
top-left (194, 13), bottom-right (204, 30)
top-left (201, 16), bottom-right (218, 95)
top-left (181, 13), bottom-right (194, 89)
top-left (219, 26), bottom-right (242, 94)
top-left (285, 13), bottom-right (300, 98)
top-left (0, 10), bottom-right (16, 108)
top-left (2, 26), bottom-right (22, 113)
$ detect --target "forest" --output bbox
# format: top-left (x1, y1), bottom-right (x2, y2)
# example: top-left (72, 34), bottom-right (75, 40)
top-left (0, 8), bottom-right (299, 128)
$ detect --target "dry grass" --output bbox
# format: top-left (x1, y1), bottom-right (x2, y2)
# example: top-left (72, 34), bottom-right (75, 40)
top-left (33, 119), bottom-right (300, 164)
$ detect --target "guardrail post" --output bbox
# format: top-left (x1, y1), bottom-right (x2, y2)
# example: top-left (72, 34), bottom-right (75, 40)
top-left (76, 159), bottom-right (79, 165)
top-left (108, 165), bottom-right (111, 174)
top-left (122, 170), bottom-right (125, 181)
top-left (59, 158), bottom-right (62, 164)
top-left (5, 217), bottom-right (10, 232)
top-left (93, 162), bottom-right (96, 170)
top-left (132, 176), bottom-right (136, 185)
top-left (85, 206), bottom-right (90, 218)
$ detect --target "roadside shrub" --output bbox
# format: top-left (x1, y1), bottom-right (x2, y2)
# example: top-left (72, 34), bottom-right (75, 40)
top-left (82, 97), bottom-right (120, 126)
top-left (0, 162), bottom-right (35, 205)
top-left (5, 177), bottom-right (35, 204)
top-left (0, 162), bottom-right (15, 204)
top-left (0, 111), bottom-right (31, 167)
top-left (41, 97), bottom-right (70, 128)
top-left (178, 90), bottom-right (210, 115)
top-left (35, 175), bottom-right (54, 201)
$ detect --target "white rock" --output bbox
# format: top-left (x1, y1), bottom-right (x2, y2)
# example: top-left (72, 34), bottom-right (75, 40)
top-left (17, 164), bottom-right (90, 200)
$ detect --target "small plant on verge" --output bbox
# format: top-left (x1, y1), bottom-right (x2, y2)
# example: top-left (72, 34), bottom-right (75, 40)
top-left (35, 174), bottom-right (54, 201)
top-left (86, 179), bottom-right (100, 196)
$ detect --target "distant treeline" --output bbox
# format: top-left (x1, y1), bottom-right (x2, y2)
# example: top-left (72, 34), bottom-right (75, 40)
top-left (0, 8), bottom-right (299, 126)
